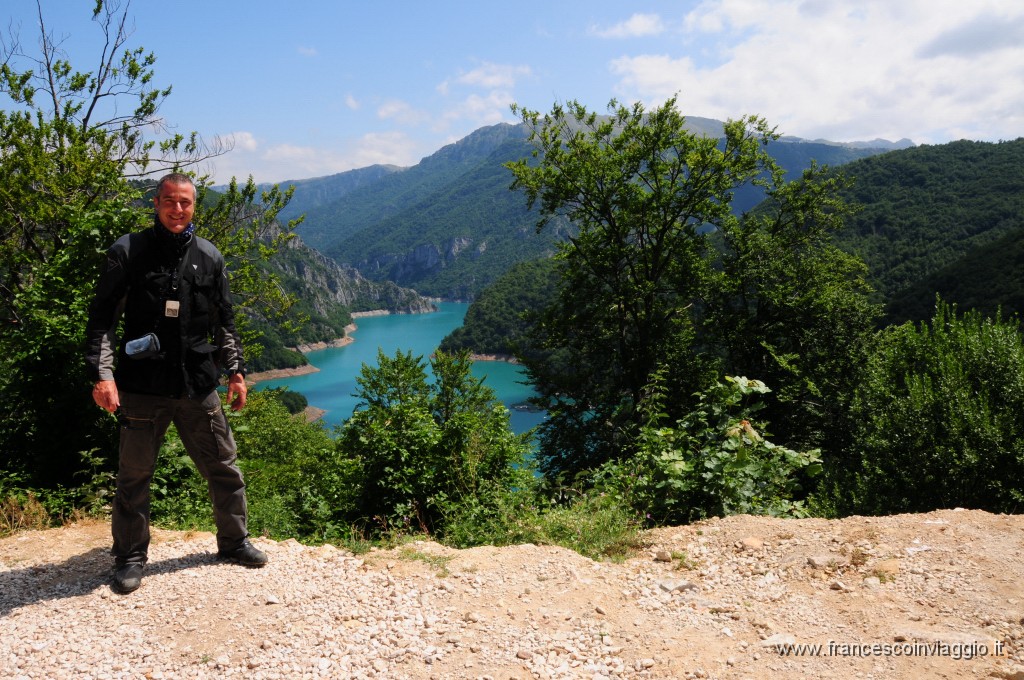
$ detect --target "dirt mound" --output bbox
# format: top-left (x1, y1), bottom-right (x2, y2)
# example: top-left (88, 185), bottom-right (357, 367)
top-left (1, 510), bottom-right (1022, 678)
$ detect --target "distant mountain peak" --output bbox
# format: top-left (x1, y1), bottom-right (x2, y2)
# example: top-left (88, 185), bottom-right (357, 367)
top-left (778, 135), bottom-right (916, 151)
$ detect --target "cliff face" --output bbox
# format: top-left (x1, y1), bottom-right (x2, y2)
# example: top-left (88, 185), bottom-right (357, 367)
top-left (270, 234), bottom-right (435, 316)
top-left (362, 237), bottom-right (481, 288)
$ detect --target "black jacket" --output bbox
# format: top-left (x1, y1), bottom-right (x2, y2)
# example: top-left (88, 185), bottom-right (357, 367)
top-left (85, 225), bottom-right (245, 398)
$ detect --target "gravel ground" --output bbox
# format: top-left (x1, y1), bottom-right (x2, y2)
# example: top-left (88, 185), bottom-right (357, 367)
top-left (2, 510), bottom-right (1024, 679)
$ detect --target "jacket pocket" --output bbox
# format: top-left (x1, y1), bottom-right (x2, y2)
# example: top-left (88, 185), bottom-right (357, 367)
top-left (185, 342), bottom-right (219, 392)
top-left (190, 274), bottom-right (216, 320)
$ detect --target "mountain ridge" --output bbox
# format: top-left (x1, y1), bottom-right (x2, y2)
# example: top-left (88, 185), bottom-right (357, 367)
top-left (277, 120), bottom-right (902, 299)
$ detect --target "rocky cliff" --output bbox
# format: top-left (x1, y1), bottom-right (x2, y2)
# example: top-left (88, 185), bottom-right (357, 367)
top-left (272, 234), bottom-right (435, 315)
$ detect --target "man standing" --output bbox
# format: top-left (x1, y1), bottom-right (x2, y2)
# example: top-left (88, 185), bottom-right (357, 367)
top-left (86, 172), bottom-right (267, 594)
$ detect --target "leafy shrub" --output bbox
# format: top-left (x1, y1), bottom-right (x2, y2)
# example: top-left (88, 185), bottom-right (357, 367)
top-left (595, 375), bottom-right (822, 525)
top-left (337, 349), bottom-right (533, 538)
top-left (149, 429), bottom-right (212, 531)
top-left (437, 477), bottom-right (545, 548)
top-left (833, 300), bottom-right (1024, 514)
top-left (229, 391), bottom-right (337, 539)
top-left (148, 392), bottom-right (338, 540)
top-left (530, 493), bottom-right (644, 561)
top-left (0, 469), bottom-right (51, 536)
top-left (0, 456), bottom-right (113, 534)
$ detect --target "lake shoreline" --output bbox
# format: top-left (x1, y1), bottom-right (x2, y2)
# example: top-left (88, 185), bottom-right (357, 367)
top-left (247, 324), bottom-right (357, 384)
top-left (468, 353), bottom-right (519, 363)
top-left (247, 309), bottom-right (519, 384)
top-left (245, 302), bottom-right (543, 434)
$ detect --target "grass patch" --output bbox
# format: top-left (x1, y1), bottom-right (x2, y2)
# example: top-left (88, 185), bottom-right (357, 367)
top-left (672, 550), bottom-right (698, 570)
top-left (398, 546), bottom-right (454, 577)
top-left (0, 492), bottom-right (50, 537)
top-left (525, 494), bottom-right (645, 562)
top-left (436, 488), bottom-right (646, 562)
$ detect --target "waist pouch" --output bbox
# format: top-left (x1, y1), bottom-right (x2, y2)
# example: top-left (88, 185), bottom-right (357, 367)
top-left (125, 333), bottom-right (161, 360)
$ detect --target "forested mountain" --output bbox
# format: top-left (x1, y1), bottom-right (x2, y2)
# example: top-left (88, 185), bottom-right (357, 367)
top-left (198, 184), bottom-right (432, 372)
top-left (325, 135), bottom-right (568, 299)
top-left (884, 225), bottom-right (1024, 324)
top-left (444, 137), bottom-right (1024, 357)
top-left (291, 122), bottom-right (894, 299)
top-left (779, 134), bottom-right (914, 151)
top-left (729, 140), bottom-right (911, 214)
top-left (269, 232), bottom-right (433, 319)
top-left (832, 138), bottom-right (1024, 317)
top-left (439, 258), bottom-right (559, 356)
top-left (295, 124), bottom-right (530, 252)
top-left (272, 164), bottom-right (403, 225)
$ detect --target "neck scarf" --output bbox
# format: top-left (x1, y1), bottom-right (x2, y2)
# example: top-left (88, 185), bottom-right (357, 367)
top-left (154, 215), bottom-right (195, 256)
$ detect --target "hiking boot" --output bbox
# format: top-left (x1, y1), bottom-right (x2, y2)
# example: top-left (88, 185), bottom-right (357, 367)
top-left (111, 562), bottom-right (143, 594)
top-left (217, 539), bottom-right (268, 567)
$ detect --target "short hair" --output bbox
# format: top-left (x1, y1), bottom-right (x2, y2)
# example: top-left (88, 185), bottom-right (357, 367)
top-left (155, 172), bottom-right (196, 198)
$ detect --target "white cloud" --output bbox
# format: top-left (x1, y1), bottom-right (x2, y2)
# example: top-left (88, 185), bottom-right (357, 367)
top-left (223, 131), bottom-right (258, 152)
top-left (208, 132), bottom-right (424, 186)
top-left (432, 62), bottom-right (531, 134)
top-left (455, 62), bottom-right (532, 90)
top-left (918, 12), bottom-right (1024, 58)
top-left (591, 13), bottom-right (665, 39)
top-left (207, 125), bottom-right (445, 185)
top-left (607, 0), bottom-right (1024, 143)
top-left (344, 94), bottom-right (361, 110)
top-left (297, 46), bottom-right (318, 57)
top-left (377, 99), bottom-right (429, 126)
top-left (346, 131), bottom-right (423, 168)
top-left (442, 91), bottom-right (517, 128)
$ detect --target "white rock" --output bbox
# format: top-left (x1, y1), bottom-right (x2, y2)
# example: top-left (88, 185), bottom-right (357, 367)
top-left (760, 633), bottom-right (796, 648)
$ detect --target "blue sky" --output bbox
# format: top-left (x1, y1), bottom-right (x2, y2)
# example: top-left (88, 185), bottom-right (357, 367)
top-left (6, 0), bottom-right (1024, 184)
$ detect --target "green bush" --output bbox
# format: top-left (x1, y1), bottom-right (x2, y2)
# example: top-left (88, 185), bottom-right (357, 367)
top-left (595, 375), bottom-right (822, 525)
top-left (437, 477), bottom-right (545, 548)
top-left (229, 391), bottom-right (337, 539)
top-left (832, 299), bottom-right (1024, 515)
top-left (530, 493), bottom-right (644, 561)
top-left (1, 469), bottom-right (53, 536)
top-left (337, 349), bottom-right (534, 538)
top-left (149, 429), bottom-right (213, 531)
top-left (148, 392), bottom-right (338, 540)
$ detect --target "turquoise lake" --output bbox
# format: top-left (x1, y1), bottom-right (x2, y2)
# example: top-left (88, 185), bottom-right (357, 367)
top-left (254, 302), bottom-right (545, 436)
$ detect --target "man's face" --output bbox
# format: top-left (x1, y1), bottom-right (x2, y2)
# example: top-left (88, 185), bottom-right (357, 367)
top-left (154, 181), bottom-right (196, 233)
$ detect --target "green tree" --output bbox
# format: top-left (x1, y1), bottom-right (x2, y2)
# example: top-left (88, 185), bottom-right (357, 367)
top-left (507, 97), bottom-right (877, 478)
top-left (706, 163), bottom-right (879, 452)
top-left (0, 1), bottom-right (298, 490)
top-left (338, 349), bottom-right (532, 537)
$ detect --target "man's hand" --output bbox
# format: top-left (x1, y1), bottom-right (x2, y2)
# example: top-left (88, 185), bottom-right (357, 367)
top-left (227, 373), bottom-right (247, 411)
top-left (92, 380), bottom-right (120, 413)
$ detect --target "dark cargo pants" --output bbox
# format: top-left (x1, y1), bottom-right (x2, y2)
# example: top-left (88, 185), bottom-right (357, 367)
top-left (113, 389), bottom-right (249, 564)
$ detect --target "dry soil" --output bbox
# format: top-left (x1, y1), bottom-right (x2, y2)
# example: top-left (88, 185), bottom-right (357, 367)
top-left (2, 509), bottom-right (1024, 679)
